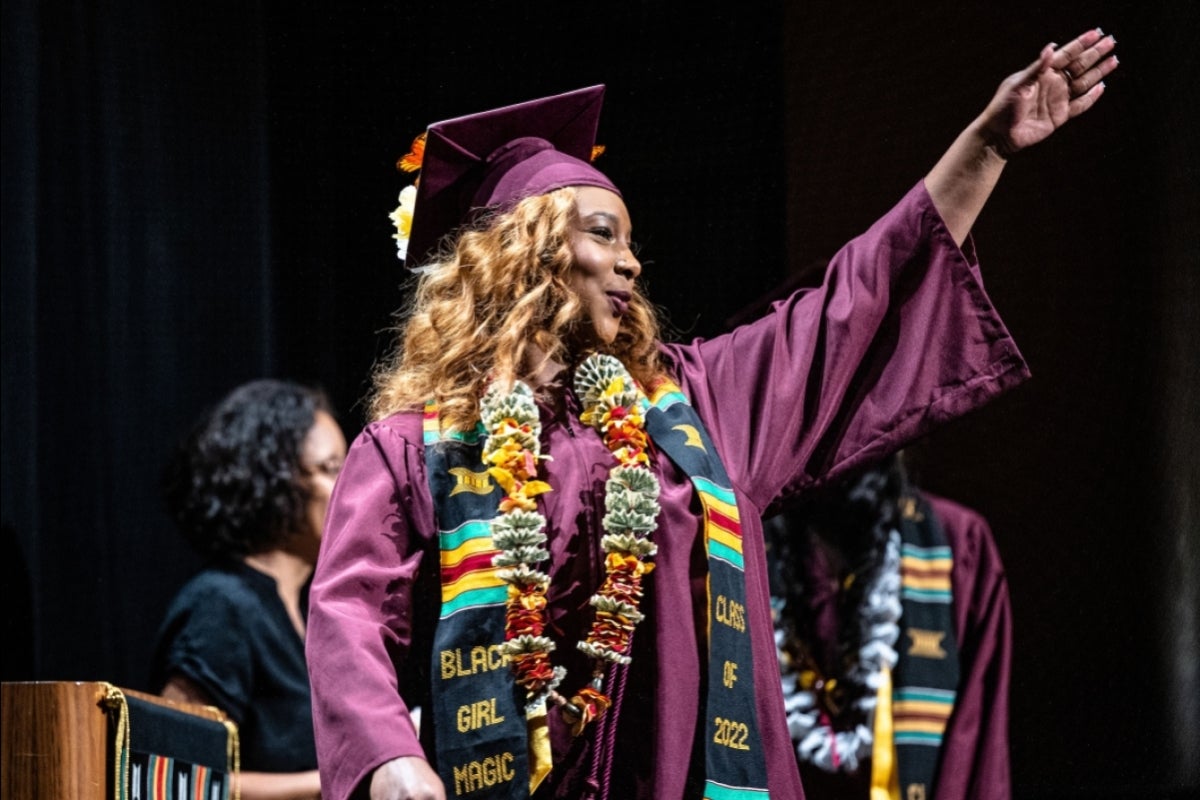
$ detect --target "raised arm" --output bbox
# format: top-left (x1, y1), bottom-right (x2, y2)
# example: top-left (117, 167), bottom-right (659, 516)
top-left (926, 28), bottom-right (1119, 245)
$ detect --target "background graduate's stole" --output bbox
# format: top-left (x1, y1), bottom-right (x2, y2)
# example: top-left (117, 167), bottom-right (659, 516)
top-left (889, 495), bottom-right (961, 797)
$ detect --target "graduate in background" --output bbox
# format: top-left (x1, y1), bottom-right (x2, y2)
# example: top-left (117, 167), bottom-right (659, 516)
top-left (767, 451), bottom-right (1011, 800)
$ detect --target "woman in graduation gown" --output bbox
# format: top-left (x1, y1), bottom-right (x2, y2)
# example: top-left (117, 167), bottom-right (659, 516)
top-left (305, 30), bottom-right (1117, 800)
top-left (767, 453), bottom-right (1013, 799)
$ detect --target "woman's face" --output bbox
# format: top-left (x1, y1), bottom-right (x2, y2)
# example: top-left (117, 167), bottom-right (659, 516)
top-left (296, 410), bottom-right (347, 559)
top-left (567, 186), bottom-right (641, 346)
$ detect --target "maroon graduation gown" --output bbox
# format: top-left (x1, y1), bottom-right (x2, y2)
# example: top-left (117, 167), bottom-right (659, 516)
top-left (791, 492), bottom-right (1012, 799)
top-left (305, 181), bottom-right (1029, 799)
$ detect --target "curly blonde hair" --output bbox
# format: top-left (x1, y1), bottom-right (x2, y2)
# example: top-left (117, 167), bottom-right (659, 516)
top-left (369, 187), bottom-right (669, 430)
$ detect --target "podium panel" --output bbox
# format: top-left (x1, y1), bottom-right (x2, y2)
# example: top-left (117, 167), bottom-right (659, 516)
top-left (1, 681), bottom-right (238, 800)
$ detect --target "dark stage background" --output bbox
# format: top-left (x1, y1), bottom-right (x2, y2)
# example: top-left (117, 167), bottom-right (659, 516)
top-left (3, 2), bottom-right (1197, 797)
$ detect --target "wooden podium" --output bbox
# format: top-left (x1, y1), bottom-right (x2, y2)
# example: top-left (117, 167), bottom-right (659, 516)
top-left (2, 681), bottom-right (238, 800)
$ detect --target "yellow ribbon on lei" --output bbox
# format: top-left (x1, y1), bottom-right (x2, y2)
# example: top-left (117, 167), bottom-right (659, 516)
top-left (527, 700), bottom-right (552, 793)
top-left (870, 663), bottom-right (901, 800)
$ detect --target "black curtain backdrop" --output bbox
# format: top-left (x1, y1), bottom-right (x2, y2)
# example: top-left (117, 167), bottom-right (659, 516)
top-left (3, 2), bottom-right (1197, 798)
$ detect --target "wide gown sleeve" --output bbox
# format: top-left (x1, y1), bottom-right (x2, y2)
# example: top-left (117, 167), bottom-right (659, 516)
top-left (306, 416), bottom-right (435, 800)
top-left (663, 180), bottom-right (1030, 514)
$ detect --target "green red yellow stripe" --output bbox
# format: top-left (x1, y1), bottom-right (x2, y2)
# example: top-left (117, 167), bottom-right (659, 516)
top-left (191, 765), bottom-right (209, 800)
top-left (438, 520), bottom-right (505, 614)
top-left (422, 401), bottom-right (485, 444)
top-left (695, 476), bottom-right (744, 569)
top-left (151, 755), bottom-right (171, 800)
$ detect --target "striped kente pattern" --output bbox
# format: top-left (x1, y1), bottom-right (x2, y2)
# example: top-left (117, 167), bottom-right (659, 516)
top-left (900, 543), bottom-right (952, 603)
top-left (897, 540), bottom-right (956, 746)
top-left (134, 756), bottom-right (221, 800)
top-left (695, 477), bottom-right (744, 571)
top-left (893, 686), bottom-right (956, 746)
top-left (438, 519), bottom-right (507, 618)
top-left (422, 407), bottom-right (484, 445)
top-left (647, 382), bottom-right (746, 570)
top-left (151, 755), bottom-right (173, 800)
top-left (423, 401), bottom-right (504, 619)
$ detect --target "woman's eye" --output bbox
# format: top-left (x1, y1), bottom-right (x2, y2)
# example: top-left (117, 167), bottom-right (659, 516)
top-left (589, 227), bottom-right (615, 241)
top-left (309, 459), bottom-right (343, 479)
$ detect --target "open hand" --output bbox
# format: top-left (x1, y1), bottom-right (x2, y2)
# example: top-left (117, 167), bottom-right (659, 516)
top-left (979, 28), bottom-right (1119, 158)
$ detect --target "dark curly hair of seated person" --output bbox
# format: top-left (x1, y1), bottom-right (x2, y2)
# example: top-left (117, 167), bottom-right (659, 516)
top-left (162, 378), bottom-right (333, 560)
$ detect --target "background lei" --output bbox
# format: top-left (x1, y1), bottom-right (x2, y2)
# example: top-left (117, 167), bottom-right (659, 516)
top-left (481, 354), bottom-right (660, 735)
top-left (777, 527), bottom-right (902, 772)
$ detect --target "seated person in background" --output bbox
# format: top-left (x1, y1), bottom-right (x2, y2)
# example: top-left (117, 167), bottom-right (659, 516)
top-left (766, 452), bottom-right (1011, 800)
top-left (151, 378), bottom-right (347, 800)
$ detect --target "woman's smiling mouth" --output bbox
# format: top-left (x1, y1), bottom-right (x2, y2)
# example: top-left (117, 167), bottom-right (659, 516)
top-left (607, 291), bottom-right (632, 315)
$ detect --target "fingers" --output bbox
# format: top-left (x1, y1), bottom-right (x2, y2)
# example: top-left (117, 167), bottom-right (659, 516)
top-left (1068, 52), bottom-right (1118, 98)
top-left (1014, 43), bottom-right (1056, 86)
top-left (1066, 29), bottom-right (1117, 72)
top-left (1065, 31), bottom-right (1118, 77)
top-left (1065, 30), bottom-right (1118, 105)
top-left (1068, 80), bottom-right (1106, 119)
top-left (1050, 28), bottom-right (1108, 71)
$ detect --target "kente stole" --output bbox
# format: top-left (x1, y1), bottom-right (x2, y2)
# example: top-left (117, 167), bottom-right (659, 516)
top-left (422, 381), bottom-right (770, 799)
top-left (423, 412), bottom-right (526, 799)
top-left (888, 494), bottom-right (961, 798)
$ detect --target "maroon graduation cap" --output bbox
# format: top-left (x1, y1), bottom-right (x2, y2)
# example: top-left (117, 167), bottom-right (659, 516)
top-left (398, 85), bottom-right (620, 266)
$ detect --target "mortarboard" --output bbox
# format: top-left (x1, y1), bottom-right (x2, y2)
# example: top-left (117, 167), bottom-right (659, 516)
top-left (393, 85), bottom-right (619, 266)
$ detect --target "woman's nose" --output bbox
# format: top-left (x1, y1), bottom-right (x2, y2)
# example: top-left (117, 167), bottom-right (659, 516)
top-left (615, 252), bottom-right (641, 279)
